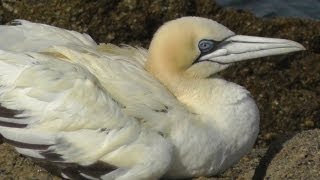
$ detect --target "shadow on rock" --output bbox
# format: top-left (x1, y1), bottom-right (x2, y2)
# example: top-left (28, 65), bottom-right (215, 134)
top-left (253, 133), bottom-right (296, 180)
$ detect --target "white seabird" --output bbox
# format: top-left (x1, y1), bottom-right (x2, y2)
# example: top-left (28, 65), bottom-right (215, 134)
top-left (0, 17), bottom-right (305, 180)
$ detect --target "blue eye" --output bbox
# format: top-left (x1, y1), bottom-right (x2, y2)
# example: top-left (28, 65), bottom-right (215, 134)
top-left (198, 40), bottom-right (215, 53)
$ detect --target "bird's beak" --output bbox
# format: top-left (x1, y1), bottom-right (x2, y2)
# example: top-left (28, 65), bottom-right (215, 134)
top-left (199, 35), bottom-right (305, 64)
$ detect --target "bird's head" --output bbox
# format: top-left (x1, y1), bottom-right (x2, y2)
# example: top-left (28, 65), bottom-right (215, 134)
top-left (146, 17), bottom-right (305, 87)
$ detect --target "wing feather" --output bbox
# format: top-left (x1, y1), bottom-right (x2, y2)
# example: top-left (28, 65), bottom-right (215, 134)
top-left (47, 44), bottom-right (194, 133)
top-left (0, 20), bottom-right (176, 179)
top-left (0, 50), bottom-right (172, 179)
top-left (0, 20), bottom-right (96, 52)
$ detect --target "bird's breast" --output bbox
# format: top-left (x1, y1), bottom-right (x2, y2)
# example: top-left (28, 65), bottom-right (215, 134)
top-left (166, 79), bottom-right (260, 177)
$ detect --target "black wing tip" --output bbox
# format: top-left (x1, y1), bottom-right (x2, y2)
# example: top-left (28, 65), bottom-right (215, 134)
top-left (34, 159), bottom-right (118, 180)
top-left (0, 104), bottom-right (28, 128)
top-left (0, 104), bottom-right (25, 119)
top-left (0, 121), bottom-right (28, 128)
top-left (3, 136), bottom-right (51, 150)
top-left (41, 150), bottom-right (64, 161)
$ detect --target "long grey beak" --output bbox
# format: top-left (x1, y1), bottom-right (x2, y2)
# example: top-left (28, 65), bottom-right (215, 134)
top-left (199, 35), bottom-right (305, 64)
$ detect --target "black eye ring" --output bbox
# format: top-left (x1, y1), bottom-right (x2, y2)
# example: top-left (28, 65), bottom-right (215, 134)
top-left (198, 40), bottom-right (215, 53)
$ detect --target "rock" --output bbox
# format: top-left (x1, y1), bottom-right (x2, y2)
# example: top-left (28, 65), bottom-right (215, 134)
top-left (265, 129), bottom-right (320, 179)
top-left (0, 143), bottom-right (61, 180)
top-left (217, 147), bottom-right (268, 179)
top-left (193, 130), bottom-right (320, 179)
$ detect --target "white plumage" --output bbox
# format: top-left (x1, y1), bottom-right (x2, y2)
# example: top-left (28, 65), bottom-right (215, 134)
top-left (0, 17), bottom-right (304, 179)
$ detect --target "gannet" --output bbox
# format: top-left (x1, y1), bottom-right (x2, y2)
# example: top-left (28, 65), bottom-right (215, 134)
top-left (0, 17), bottom-right (304, 180)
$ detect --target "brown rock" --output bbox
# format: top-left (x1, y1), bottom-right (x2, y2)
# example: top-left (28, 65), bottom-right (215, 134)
top-left (0, 143), bottom-right (61, 180)
top-left (265, 129), bottom-right (320, 179)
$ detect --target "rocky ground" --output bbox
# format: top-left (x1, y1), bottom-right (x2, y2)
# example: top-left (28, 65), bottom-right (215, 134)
top-left (0, 0), bottom-right (319, 179)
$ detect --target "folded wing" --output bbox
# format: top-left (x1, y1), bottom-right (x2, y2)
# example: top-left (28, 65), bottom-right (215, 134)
top-left (0, 21), bottom-right (172, 180)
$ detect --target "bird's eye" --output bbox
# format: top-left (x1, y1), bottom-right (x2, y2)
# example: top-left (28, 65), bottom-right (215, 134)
top-left (198, 40), bottom-right (215, 53)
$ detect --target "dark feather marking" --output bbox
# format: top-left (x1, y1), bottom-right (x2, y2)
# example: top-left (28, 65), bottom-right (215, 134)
top-left (0, 104), bottom-right (29, 128)
top-left (158, 131), bottom-right (165, 137)
top-left (62, 168), bottom-right (89, 180)
top-left (32, 159), bottom-right (76, 178)
top-left (41, 150), bottom-right (64, 161)
top-left (3, 136), bottom-right (51, 150)
top-left (0, 104), bottom-right (25, 119)
top-left (154, 109), bottom-right (168, 113)
top-left (78, 161), bottom-right (117, 178)
top-left (154, 105), bottom-right (169, 113)
top-left (32, 158), bottom-right (89, 179)
top-left (0, 121), bottom-right (28, 128)
top-left (99, 128), bottom-right (110, 134)
top-left (33, 158), bottom-right (118, 180)
top-left (32, 158), bottom-right (77, 168)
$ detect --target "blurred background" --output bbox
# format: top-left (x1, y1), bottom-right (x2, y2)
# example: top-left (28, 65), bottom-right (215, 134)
top-left (216, 0), bottom-right (320, 19)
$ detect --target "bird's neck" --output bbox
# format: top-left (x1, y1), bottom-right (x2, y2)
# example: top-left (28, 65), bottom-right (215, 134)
top-left (163, 74), bottom-right (259, 140)
top-left (161, 74), bottom-right (259, 173)
top-left (166, 76), bottom-right (230, 126)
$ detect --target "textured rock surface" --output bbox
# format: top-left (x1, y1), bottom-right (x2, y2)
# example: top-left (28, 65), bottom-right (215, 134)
top-left (195, 130), bottom-right (320, 179)
top-left (0, 0), bottom-right (319, 179)
top-left (265, 129), bottom-right (320, 179)
top-left (0, 143), bottom-right (60, 180)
